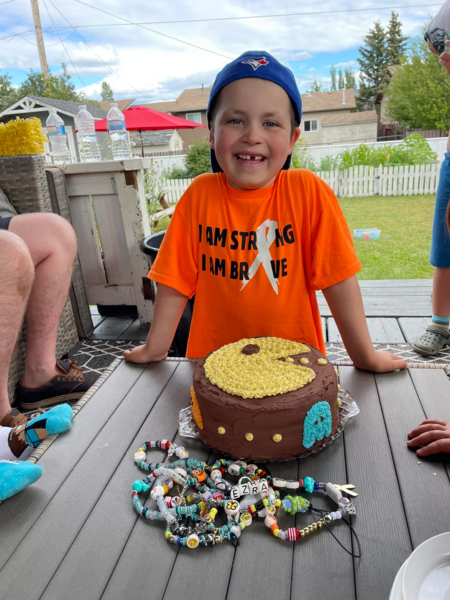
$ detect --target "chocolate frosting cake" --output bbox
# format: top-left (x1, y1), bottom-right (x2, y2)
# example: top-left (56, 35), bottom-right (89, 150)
top-left (192, 337), bottom-right (339, 462)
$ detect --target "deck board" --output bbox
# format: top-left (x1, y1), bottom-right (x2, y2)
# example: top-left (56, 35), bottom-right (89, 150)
top-left (0, 361), bottom-right (178, 599)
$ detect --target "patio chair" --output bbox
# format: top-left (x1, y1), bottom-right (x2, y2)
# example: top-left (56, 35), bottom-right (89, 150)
top-left (0, 155), bottom-right (86, 403)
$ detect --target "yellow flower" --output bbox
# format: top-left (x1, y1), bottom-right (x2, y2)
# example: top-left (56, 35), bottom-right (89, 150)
top-left (0, 117), bottom-right (47, 156)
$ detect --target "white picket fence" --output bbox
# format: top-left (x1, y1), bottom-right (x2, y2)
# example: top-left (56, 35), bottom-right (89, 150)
top-left (318, 163), bottom-right (441, 198)
top-left (164, 178), bottom-right (194, 203)
top-left (162, 163), bottom-right (440, 203)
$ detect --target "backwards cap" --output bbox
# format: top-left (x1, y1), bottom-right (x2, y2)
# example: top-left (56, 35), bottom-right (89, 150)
top-left (207, 51), bottom-right (302, 173)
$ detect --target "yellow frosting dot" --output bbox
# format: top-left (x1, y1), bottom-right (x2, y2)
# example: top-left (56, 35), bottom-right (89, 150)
top-left (300, 358), bottom-right (309, 365)
top-left (273, 434), bottom-right (282, 443)
top-left (334, 368), bottom-right (339, 376)
top-left (245, 433), bottom-right (254, 441)
top-left (337, 397), bottom-right (342, 407)
top-left (317, 358), bottom-right (328, 365)
top-left (337, 384), bottom-right (341, 391)
top-left (218, 426), bottom-right (226, 434)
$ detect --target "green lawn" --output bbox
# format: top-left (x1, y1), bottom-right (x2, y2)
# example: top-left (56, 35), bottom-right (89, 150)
top-left (340, 194), bottom-right (435, 280)
top-left (151, 195), bottom-right (437, 280)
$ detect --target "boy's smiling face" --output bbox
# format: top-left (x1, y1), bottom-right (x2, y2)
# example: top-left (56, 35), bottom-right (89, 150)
top-left (209, 78), bottom-right (300, 191)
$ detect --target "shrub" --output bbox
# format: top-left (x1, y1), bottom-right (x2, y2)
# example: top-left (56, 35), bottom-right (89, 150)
top-left (185, 138), bottom-right (212, 177)
top-left (165, 165), bottom-right (190, 179)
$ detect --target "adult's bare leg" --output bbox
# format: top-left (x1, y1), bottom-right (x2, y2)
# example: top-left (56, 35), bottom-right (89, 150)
top-left (0, 231), bottom-right (35, 421)
top-left (9, 213), bottom-right (77, 388)
top-left (432, 267), bottom-right (450, 317)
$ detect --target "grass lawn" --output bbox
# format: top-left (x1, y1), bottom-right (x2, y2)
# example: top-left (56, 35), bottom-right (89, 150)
top-left (151, 195), bottom-right (437, 280)
top-left (339, 194), bottom-right (435, 280)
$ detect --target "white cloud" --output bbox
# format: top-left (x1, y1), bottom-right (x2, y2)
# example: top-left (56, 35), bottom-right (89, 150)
top-left (0, 0), bottom-right (435, 103)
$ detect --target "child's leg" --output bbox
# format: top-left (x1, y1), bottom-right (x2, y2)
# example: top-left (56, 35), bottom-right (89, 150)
top-left (0, 404), bottom-right (73, 461)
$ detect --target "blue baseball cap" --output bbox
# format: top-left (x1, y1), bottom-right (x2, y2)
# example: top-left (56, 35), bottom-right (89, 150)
top-left (207, 50), bottom-right (302, 173)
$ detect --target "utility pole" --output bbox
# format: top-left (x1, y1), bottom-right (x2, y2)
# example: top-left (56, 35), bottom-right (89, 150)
top-left (30, 0), bottom-right (49, 82)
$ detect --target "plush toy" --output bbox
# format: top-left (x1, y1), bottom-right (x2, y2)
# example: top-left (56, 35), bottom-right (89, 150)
top-left (426, 0), bottom-right (450, 56)
top-left (0, 404), bottom-right (73, 501)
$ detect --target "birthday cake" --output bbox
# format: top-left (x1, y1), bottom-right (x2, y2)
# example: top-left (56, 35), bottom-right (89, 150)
top-left (191, 337), bottom-right (340, 461)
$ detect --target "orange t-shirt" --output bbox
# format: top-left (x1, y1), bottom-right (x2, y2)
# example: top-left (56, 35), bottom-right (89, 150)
top-left (149, 169), bottom-right (361, 358)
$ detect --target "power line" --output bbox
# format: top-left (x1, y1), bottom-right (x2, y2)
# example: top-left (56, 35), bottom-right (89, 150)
top-left (75, 0), bottom-right (232, 59)
top-left (42, 0), bottom-right (85, 86)
top-left (0, 56), bottom-right (29, 73)
top-left (46, 0), bottom-right (148, 96)
top-left (0, 0), bottom-right (15, 5)
top-left (0, 1), bottom-right (442, 39)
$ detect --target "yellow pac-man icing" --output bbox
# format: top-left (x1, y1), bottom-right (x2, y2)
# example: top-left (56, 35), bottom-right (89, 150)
top-left (204, 337), bottom-right (315, 399)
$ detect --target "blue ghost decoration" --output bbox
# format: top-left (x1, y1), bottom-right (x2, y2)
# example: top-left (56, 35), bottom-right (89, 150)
top-left (303, 401), bottom-right (332, 449)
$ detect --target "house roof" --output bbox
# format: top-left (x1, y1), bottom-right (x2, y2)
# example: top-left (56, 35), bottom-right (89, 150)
top-left (139, 100), bottom-right (177, 113)
top-left (129, 130), bottom-right (175, 145)
top-left (321, 110), bottom-right (377, 126)
top-left (301, 89), bottom-right (356, 113)
top-left (29, 96), bottom-right (107, 118)
top-left (100, 98), bottom-right (135, 113)
top-left (140, 87), bottom-right (211, 114)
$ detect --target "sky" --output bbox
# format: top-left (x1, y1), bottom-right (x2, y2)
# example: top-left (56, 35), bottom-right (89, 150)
top-left (0, 0), bottom-right (440, 105)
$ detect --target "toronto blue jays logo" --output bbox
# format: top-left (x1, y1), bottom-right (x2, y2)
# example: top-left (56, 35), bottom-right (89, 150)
top-left (242, 56), bottom-right (269, 70)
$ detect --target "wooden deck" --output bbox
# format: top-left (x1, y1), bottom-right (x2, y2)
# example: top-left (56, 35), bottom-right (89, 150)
top-left (1, 359), bottom-right (450, 599)
top-left (89, 279), bottom-right (433, 344)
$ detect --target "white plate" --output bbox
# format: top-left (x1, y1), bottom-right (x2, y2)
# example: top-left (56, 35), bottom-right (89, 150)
top-left (390, 558), bottom-right (409, 600)
top-left (403, 532), bottom-right (450, 600)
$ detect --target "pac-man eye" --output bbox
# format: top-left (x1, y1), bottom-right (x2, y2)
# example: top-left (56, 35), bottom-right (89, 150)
top-left (315, 420), bottom-right (318, 425)
top-left (321, 416), bottom-right (325, 422)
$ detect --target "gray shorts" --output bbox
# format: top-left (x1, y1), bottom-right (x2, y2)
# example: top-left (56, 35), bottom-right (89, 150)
top-left (0, 189), bottom-right (17, 230)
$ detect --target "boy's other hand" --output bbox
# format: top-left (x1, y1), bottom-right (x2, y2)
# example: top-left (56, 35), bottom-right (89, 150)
top-left (407, 419), bottom-right (450, 456)
top-left (439, 40), bottom-right (450, 76)
top-left (123, 344), bottom-right (168, 364)
top-left (355, 349), bottom-right (408, 373)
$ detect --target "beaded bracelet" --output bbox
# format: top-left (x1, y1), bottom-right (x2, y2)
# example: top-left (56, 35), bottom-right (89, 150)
top-left (131, 439), bottom-right (358, 550)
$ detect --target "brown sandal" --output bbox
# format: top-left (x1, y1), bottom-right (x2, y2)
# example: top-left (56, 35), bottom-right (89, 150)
top-left (0, 408), bottom-right (27, 428)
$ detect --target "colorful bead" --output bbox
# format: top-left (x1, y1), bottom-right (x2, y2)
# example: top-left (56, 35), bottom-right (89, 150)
top-left (303, 477), bottom-right (315, 493)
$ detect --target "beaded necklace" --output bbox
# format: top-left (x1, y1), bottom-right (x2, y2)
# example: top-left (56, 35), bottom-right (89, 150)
top-left (131, 440), bottom-right (358, 550)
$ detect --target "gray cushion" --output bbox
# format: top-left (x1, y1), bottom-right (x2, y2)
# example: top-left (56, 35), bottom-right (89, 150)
top-left (0, 189), bottom-right (17, 219)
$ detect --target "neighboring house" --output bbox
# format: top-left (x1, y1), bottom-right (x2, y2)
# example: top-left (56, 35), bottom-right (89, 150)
top-left (300, 88), bottom-right (377, 144)
top-left (100, 98), bottom-right (135, 113)
top-left (0, 96), bottom-right (107, 162)
top-left (140, 85), bottom-right (210, 152)
top-left (130, 129), bottom-right (183, 156)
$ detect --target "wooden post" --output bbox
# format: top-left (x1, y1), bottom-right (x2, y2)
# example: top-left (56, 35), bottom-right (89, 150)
top-left (30, 0), bottom-right (50, 82)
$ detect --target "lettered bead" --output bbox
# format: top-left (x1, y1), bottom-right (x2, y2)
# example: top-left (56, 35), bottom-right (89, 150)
top-left (272, 478), bottom-right (286, 488)
top-left (134, 451), bottom-right (146, 463)
top-left (230, 486), bottom-right (241, 500)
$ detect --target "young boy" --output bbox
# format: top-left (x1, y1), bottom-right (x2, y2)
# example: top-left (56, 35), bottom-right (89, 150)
top-left (125, 51), bottom-right (407, 373)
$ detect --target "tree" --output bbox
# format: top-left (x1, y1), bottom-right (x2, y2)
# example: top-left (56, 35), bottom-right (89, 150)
top-left (185, 138), bottom-right (211, 177)
top-left (386, 11), bottom-right (408, 66)
top-left (345, 68), bottom-right (357, 90)
top-left (310, 78), bottom-right (323, 93)
top-left (330, 66), bottom-right (337, 91)
top-left (101, 81), bottom-right (114, 102)
top-left (338, 69), bottom-right (345, 90)
top-left (385, 36), bottom-right (450, 131)
top-left (0, 74), bottom-right (19, 112)
top-left (357, 20), bottom-right (389, 110)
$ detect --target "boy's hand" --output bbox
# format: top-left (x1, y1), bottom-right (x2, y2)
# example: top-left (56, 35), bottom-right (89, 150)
top-left (354, 349), bottom-right (408, 373)
top-left (439, 40), bottom-right (450, 77)
top-left (123, 344), bottom-right (168, 364)
top-left (407, 419), bottom-right (450, 456)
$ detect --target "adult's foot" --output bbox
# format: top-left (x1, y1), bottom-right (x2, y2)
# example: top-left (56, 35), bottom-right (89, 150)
top-left (16, 360), bottom-right (99, 410)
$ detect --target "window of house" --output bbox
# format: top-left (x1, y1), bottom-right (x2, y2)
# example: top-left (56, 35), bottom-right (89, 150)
top-left (186, 112), bottom-right (202, 124)
top-left (303, 119), bottom-right (319, 132)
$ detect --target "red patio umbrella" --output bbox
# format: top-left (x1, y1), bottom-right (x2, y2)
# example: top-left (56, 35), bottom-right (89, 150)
top-left (94, 106), bottom-right (206, 157)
